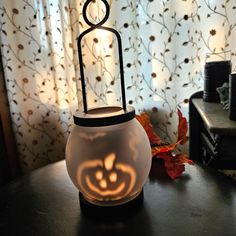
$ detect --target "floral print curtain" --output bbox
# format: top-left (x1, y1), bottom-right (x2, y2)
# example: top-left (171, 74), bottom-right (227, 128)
top-left (0, 0), bottom-right (236, 173)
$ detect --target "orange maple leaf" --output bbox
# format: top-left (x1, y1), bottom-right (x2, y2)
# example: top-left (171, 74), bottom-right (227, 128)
top-left (136, 112), bottom-right (161, 145)
top-left (136, 110), bottom-right (193, 179)
top-left (174, 153), bottom-right (194, 165)
top-left (157, 153), bottom-right (194, 179)
top-left (177, 109), bottom-right (188, 144)
top-left (151, 141), bottom-right (181, 156)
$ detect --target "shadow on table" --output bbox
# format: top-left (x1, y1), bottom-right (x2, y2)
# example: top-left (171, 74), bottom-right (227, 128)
top-left (76, 202), bottom-right (152, 236)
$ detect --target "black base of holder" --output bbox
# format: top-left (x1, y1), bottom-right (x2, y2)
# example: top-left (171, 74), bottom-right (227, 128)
top-left (79, 190), bottom-right (144, 220)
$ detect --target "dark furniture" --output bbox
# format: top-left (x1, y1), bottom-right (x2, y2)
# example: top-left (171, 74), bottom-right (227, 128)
top-left (0, 52), bottom-right (20, 186)
top-left (1, 160), bottom-right (236, 236)
top-left (189, 91), bottom-right (236, 169)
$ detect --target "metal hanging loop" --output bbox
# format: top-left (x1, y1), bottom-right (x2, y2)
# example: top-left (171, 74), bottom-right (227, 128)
top-left (83, 0), bottom-right (110, 27)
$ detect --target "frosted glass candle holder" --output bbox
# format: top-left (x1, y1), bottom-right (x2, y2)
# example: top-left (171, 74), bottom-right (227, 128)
top-left (66, 106), bottom-right (152, 206)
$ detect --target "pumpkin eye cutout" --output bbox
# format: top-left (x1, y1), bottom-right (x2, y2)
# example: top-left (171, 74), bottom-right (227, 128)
top-left (95, 170), bottom-right (103, 180)
top-left (77, 152), bottom-right (136, 201)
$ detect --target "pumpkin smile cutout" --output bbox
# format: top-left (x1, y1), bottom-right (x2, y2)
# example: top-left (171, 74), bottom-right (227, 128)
top-left (77, 153), bottom-right (136, 201)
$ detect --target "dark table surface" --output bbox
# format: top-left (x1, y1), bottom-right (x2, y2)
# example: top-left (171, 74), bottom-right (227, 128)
top-left (0, 159), bottom-right (236, 236)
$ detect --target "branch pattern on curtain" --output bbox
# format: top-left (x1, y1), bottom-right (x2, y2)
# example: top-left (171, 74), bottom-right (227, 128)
top-left (0, 0), bottom-right (236, 173)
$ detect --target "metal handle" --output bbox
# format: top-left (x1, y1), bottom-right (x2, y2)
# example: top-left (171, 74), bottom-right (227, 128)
top-left (77, 0), bottom-right (127, 113)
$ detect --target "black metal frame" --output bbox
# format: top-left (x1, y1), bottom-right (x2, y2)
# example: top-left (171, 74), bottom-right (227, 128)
top-left (77, 0), bottom-right (126, 113)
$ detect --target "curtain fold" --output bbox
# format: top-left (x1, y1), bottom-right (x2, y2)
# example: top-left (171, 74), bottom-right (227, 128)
top-left (0, 0), bottom-right (236, 172)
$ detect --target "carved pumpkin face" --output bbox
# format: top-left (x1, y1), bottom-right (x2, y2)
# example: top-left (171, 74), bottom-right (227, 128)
top-left (77, 153), bottom-right (136, 201)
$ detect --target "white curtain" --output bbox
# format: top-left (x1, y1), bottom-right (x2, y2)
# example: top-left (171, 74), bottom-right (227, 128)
top-left (0, 0), bottom-right (236, 172)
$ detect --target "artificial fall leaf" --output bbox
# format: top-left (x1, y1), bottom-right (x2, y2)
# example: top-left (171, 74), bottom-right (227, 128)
top-left (136, 111), bottom-right (193, 179)
top-left (136, 112), bottom-right (162, 145)
top-left (177, 109), bottom-right (188, 144)
top-left (151, 140), bottom-right (181, 156)
top-left (174, 153), bottom-right (194, 166)
top-left (157, 153), bottom-right (194, 179)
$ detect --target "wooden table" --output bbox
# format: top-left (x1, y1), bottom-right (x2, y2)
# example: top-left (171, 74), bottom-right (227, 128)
top-left (0, 160), bottom-right (236, 236)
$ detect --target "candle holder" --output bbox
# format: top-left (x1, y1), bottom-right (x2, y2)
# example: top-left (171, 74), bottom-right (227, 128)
top-left (203, 60), bottom-right (231, 103)
top-left (65, 0), bottom-right (152, 215)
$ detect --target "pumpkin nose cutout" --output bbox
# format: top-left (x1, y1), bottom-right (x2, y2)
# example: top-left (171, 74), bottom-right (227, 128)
top-left (104, 153), bottom-right (116, 171)
top-left (99, 179), bottom-right (107, 189)
top-left (109, 172), bottom-right (117, 183)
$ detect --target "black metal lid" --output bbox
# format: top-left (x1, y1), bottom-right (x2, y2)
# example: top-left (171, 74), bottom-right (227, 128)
top-left (73, 106), bottom-right (135, 127)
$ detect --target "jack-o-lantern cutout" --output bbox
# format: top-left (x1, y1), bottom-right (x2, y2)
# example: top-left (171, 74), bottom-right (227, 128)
top-left (77, 153), bottom-right (136, 201)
